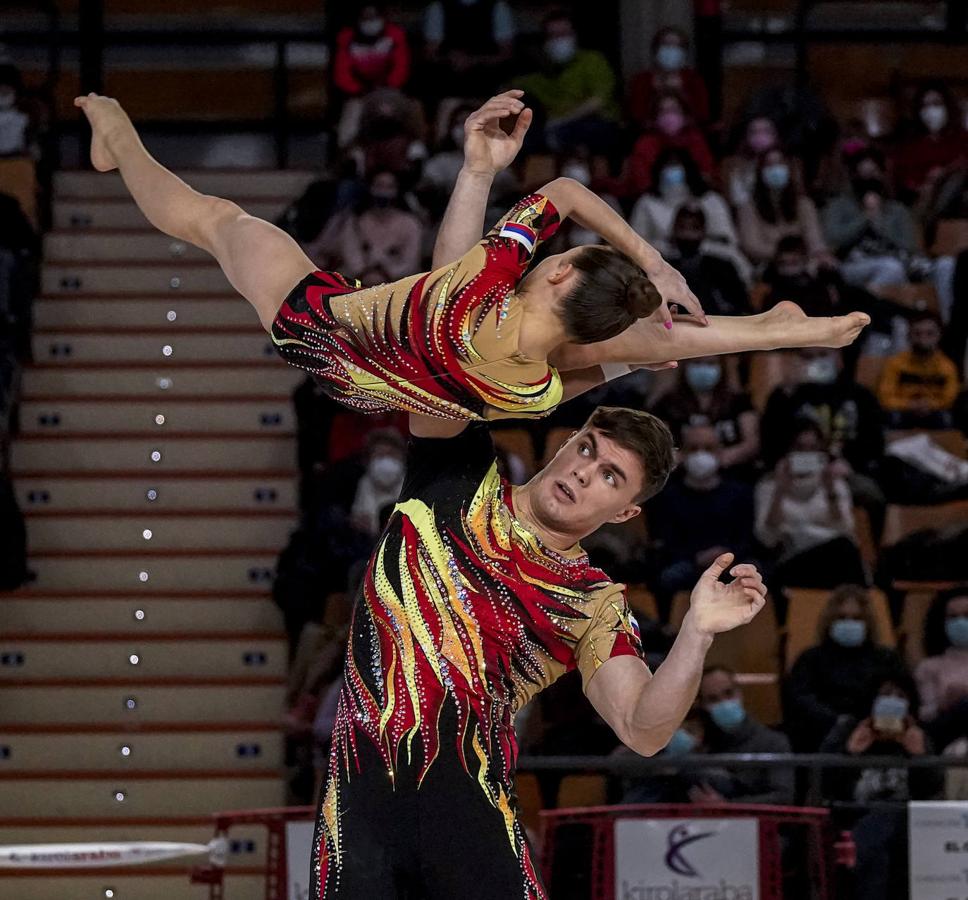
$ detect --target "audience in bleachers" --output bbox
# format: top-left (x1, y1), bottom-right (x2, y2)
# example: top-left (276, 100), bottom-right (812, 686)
top-left (646, 422), bottom-right (755, 613)
top-left (269, 12), bottom-right (968, 819)
top-left (755, 419), bottom-right (867, 591)
top-left (877, 311), bottom-right (961, 429)
top-left (516, 9), bottom-right (621, 157)
top-left (784, 585), bottom-right (909, 751)
top-left (695, 665), bottom-right (794, 805)
top-left (916, 588), bottom-right (968, 752)
top-left (0, 64), bottom-right (28, 158)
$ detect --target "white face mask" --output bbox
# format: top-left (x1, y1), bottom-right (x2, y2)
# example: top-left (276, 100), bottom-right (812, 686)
top-left (545, 36), bottom-right (577, 65)
top-left (358, 17), bottom-right (384, 37)
top-left (684, 450), bottom-right (718, 481)
top-left (921, 104), bottom-right (948, 133)
top-left (567, 226), bottom-right (600, 248)
top-left (803, 357), bottom-right (838, 385)
top-left (368, 455), bottom-right (404, 489)
top-left (560, 162), bottom-right (591, 186)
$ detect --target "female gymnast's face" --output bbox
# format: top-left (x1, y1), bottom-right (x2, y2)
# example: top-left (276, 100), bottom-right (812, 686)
top-left (531, 427), bottom-right (643, 534)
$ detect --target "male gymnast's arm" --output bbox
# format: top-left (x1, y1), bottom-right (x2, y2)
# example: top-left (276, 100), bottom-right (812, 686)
top-left (585, 553), bottom-right (767, 756)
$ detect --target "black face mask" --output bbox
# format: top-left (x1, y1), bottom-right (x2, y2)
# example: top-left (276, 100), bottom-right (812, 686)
top-left (853, 177), bottom-right (886, 198)
top-left (674, 238), bottom-right (702, 258)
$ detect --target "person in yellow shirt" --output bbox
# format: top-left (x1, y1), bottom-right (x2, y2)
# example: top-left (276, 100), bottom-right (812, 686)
top-left (877, 312), bottom-right (961, 428)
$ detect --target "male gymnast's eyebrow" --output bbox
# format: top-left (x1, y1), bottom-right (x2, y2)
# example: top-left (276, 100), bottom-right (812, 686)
top-left (587, 433), bottom-right (628, 484)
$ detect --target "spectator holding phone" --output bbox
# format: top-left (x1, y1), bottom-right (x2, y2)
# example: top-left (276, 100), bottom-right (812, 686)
top-left (819, 673), bottom-right (942, 900)
top-left (754, 419), bottom-right (867, 591)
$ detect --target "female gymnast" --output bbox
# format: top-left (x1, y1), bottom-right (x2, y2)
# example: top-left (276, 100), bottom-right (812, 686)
top-left (74, 90), bottom-right (869, 424)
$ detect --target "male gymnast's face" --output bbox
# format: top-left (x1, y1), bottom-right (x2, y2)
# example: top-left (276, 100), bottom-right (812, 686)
top-left (528, 427), bottom-right (644, 536)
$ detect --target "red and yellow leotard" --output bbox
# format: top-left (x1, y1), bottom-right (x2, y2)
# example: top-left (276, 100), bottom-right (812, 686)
top-left (271, 194), bottom-right (564, 421)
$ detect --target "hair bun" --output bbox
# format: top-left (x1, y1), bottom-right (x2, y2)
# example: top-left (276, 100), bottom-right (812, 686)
top-left (623, 276), bottom-right (662, 319)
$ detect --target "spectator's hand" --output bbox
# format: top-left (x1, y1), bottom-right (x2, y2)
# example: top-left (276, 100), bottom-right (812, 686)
top-left (646, 262), bottom-right (708, 328)
top-left (462, 90), bottom-right (532, 178)
top-left (901, 720), bottom-right (927, 756)
top-left (683, 554), bottom-right (767, 638)
top-left (846, 718), bottom-right (876, 755)
top-left (688, 783), bottom-right (725, 804)
top-left (821, 461), bottom-right (840, 494)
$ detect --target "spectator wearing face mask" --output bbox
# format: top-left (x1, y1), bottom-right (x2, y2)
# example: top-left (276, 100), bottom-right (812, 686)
top-left (350, 429), bottom-right (407, 537)
top-left (659, 205), bottom-right (751, 315)
top-left (646, 423), bottom-right (755, 612)
top-left (822, 149), bottom-right (918, 292)
top-left (626, 26), bottom-right (710, 131)
top-left (737, 147), bottom-right (835, 269)
top-left (0, 65), bottom-right (28, 158)
top-left (630, 150), bottom-right (749, 283)
top-left (893, 83), bottom-right (968, 201)
top-left (916, 589), bottom-right (968, 752)
top-left (721, 116), bottom-right (780, 208)
top-left (332, 7), bottom-right (412, 149)
top-left (784, 584), bottom-right (910, 751)
top-left (420, 0), bottom-right (515, 99)
top-left (692, 666), bottom-right (794, 806)
top-left (516, 9), bottom-right (621, 156)
top-left (652, 356), bottom-right (760, 479)
top-left (619, 707), bottom-right (731, 804)
top-left (818, 674), bottom-right (941, 900)
top-left (877, 312), bottom-right (961, 429)
top-left (307, 169), bottom-right (423, 286)
top-left (755, 419), bottom-right (868, 592)
top-left (619, 91), bottom-right (714, 197)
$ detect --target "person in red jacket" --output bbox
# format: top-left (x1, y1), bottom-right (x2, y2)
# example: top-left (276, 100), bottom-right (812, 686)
top-left (332, 4), bottom-right (411, 99)
top-left (627, 26), bottom-right (711, 130)
top-left (619, 91), bottom-right (715, 198)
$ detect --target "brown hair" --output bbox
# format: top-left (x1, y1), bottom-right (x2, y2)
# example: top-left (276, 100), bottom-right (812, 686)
top-left (559, 246), bottom-right (662, 345)
top-left (583, 405), bottom-right (676, 503)
top-left (816, 584), bottom-right (879, 645)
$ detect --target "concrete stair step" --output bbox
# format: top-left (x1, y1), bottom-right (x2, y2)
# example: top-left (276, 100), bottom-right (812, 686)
top-left (0, 727), bottom-right (284, 771)
top-left (32, 331), bottom-right (276, 364)
top-left (43, 264), bottom-right (232, 296)
top-left (0, 773), bottom-right (286, 818)
top-left (19, 399), bottom-right (294, 436)
top-left (34, 297), bottom-right (259, 330)
top-left (16, 475), bottom-right (296, 512)
top-left (45, 231), bottom-right (212, 263)
top-left (0, 682), bottom-right (286, 724)
top-left (53, 197), bottom-right (284, 230)
top-left (0, 873), bottom-right (263, 900)
top-left (11, 436), bottom-right (295, 475)
top-left (0, 635), bottom-right (288, 680)
top-left (0, 596), bottom-right (284, 635)
top-left (55, 169), bottom-right (314, 200)
top-left (23, 553), bottom-right (277, 592)
top-left (21, 365), bottom-right (304, 400)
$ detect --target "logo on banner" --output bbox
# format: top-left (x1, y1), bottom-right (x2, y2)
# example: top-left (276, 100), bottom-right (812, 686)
top-left (664, 824), bottom-right (716, 877)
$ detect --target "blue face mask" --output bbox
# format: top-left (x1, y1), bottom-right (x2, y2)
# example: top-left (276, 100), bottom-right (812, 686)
top-left (872, 694), bottom-right (909, 721)
top-left (660, 165), bottom-right (687, 190)
top-left (685, 362), bottom-right (721, 393)
top-left (945, 616), bottom-right (968, 649)
top-left (708, 698), bottom-right (745, 732)
top-left (762, 163), bottom-right (790, 190)
top-left (830, 618), bottom-right (866, 648)
top-left (663, 727), bottom-right (697, 757)
top-left (656, 44), bottom-right (686, 71)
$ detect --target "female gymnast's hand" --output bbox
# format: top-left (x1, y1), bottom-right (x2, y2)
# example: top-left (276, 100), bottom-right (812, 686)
top-left (462, 89), bottom-right (534, 178)
top-left (647, 260), bottom-right (708, 328)
top-left (682, 553), bottom-right (767, 638)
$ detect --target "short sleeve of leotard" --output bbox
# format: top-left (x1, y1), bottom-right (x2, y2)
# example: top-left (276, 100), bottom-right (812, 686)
top-left (574, 582), bottom-right (648, 692)
top-left (398, 424), bottom-right (497, 504)
top-left (478, 193), bottom-right (562, 280)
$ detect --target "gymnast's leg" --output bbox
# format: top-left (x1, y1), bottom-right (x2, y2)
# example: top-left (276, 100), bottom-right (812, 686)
top-left (549, 301), bottom-right (871, 372)
top-left (74, 93), bottom-right (315, 332)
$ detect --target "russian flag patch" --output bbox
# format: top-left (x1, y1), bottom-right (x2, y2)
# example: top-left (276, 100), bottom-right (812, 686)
top-left (499, 221), bottom-right (537, 254)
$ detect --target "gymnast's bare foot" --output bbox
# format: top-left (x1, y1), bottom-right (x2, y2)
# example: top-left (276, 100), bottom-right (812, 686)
top-left (73, 93), bottom-right (136, 173)
top-left (768, 300), bottom-right (870, 349)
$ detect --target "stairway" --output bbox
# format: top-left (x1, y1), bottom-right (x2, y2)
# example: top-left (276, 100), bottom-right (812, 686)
top-left (0, 168), bottom-right (315, 900)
